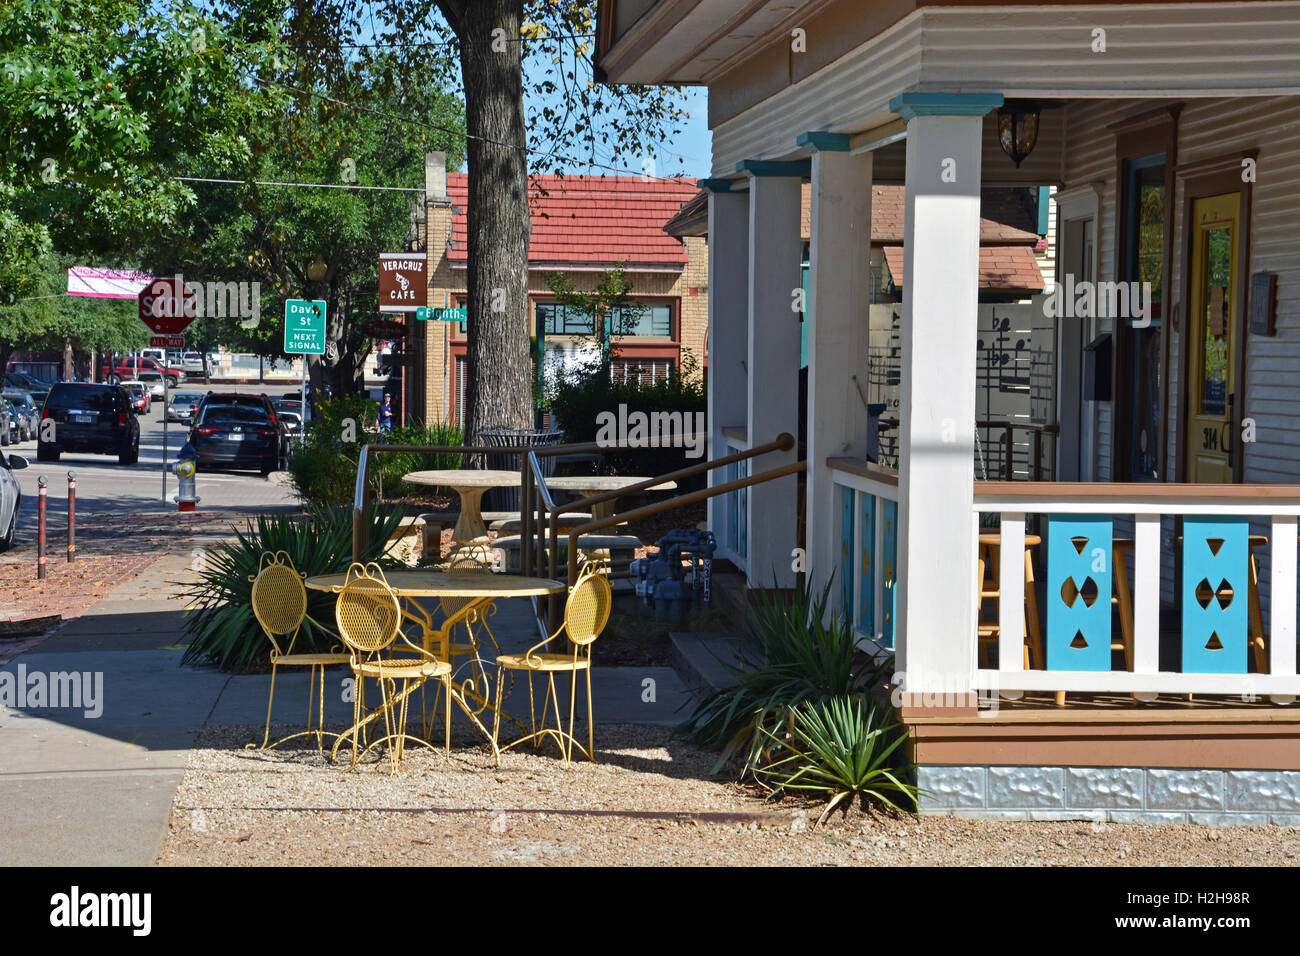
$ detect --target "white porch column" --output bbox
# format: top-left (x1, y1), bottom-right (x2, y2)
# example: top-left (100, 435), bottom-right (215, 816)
top-left (705, 183), bottom-right (749, 553)
top-left (799, 133), bottom-right (873, 608)
top-left (741, 162), bottom-right (805, 588)
top-left (891, 93), bottom-right (1003, 702)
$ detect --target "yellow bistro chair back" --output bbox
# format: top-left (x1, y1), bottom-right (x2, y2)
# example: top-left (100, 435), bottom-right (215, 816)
top-left (334, 563), bottom-right (404, 658)
top-left (564, 571), bottom-right (612, 647)
top-left (250, 551), bottom-right (310, 658)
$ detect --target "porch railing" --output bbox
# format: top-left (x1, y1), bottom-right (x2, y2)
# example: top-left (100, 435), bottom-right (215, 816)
top-left (973, 482), bottom-right (1300, 703)
top-left (829, 457), bottom-right (899, 652)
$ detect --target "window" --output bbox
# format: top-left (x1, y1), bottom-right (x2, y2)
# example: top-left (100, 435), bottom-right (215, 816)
top-left (1110, 104), bottom-right (1177, 484)
top-left (535, 300), bottom-right (673, 337)
top-left (610, 358), bottom-right (673, 386)
top-left (1124, 154), bottom-right (1166, 481)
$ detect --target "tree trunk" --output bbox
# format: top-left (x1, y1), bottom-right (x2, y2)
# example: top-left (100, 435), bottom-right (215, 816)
top-left (450, 0), bottom-right (534, 448)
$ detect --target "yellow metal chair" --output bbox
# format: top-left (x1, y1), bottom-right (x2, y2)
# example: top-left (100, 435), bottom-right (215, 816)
top-left (492, 568), bottom-right (612, 766)
top-left (332, 562), bottom-right (453, 774)
top-left (246, 551), bottom-right (352, 753)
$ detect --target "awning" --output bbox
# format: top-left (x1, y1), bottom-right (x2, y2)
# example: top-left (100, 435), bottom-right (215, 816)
top-left (66, 267), bottom-right (153, 299)
top-left (881, 245), bottom-right (1045, 294)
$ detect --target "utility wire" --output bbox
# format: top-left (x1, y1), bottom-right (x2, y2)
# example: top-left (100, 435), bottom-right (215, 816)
top-left (176, 176), bottom-right (424, 192)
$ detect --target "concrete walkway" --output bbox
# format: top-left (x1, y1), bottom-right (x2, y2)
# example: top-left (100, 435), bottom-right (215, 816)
top-left (0, 553), bottom-right (690, 866)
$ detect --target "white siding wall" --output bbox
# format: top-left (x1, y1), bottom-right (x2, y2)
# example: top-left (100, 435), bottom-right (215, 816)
top-left (1062, 94), bottom-right (1300, 614)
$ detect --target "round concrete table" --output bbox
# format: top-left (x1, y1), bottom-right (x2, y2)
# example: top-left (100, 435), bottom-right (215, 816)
top-left (403, 469), bottom-right (520, 543)
top-left (546, 475), bottom-right (678, 520)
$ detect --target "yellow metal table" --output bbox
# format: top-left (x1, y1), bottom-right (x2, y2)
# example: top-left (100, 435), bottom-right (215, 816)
top-left (306, 571), bottom-right (567, 750)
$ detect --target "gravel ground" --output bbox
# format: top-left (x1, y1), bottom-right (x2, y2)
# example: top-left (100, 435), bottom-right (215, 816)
top-left (157, 724), bottom-right (1297, 866)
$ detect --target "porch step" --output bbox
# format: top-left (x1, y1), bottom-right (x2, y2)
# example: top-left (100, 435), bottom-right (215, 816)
top-left (668, 631), bottom-right (761, 701)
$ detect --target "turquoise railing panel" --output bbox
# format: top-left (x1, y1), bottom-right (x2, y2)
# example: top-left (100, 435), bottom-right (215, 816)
top-left (1182, 516), bottom-right (1249, 674)
top-left (840, 485), bottom-right (854, 614)
top-left (1046, 515), bottom-right (1113, 671)
top-left (859, 493), bottom-right (876, 637)
top-left (881, 499), bottom-right (897, 648)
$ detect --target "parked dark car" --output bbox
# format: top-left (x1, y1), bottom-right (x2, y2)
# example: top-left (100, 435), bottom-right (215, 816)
top-left (37, 383), bottom-right (140, 464)
top-left (3, 391), bottom-right (38, 440)
top-left (4, 399), bottom-right (24, 444)
top-left (0, 401), bottom-right (10, 447)
top-left (189, 404), bottom-right (283, 475)
top-left (4, 371), bottom-right (50, 404)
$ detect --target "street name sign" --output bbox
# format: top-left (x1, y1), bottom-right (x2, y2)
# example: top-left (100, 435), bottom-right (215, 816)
top-left (284, 299), bottom-right (327, 354)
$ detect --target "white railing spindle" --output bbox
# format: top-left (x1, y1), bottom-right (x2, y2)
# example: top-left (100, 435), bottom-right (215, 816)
top-left (1132, 514), bottom-right (1161, 677)
top-left (998, 513), bottom-right (1025, 673)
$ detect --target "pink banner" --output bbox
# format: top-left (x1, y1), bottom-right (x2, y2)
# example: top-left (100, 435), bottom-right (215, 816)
top-left (66, 267), bottom-right (154, 299)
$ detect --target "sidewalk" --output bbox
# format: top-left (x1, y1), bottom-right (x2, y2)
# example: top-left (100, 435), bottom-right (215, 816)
top-left (0, 549), bottom-right (690, 866)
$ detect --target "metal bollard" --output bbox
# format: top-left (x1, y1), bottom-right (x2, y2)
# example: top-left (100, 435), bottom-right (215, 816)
top-left (66, 470), bottom-right (76, 563)
top-left (37, 475), bottom-right (47, 580)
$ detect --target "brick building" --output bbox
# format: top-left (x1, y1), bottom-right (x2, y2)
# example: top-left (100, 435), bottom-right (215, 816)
top-left (408, 153), bottom-right (706, 426)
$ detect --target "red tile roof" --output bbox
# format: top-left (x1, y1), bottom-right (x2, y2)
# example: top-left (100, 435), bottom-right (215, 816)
top-left (881, 245), bottom-right (1046, 294)
top-left (447, 173), bottom-right (699, 268)
top-left (802, 184), bottom-right (1040, 244)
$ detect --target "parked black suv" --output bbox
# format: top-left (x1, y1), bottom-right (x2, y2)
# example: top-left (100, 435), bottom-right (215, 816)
top-left (38, 383), bottom-right (140, 464)
top-left (189, 403), bottom-right (283, 474)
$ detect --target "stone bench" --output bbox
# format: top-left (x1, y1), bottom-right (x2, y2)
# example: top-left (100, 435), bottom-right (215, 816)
top-left (489, 533), bottom-right (641, 573)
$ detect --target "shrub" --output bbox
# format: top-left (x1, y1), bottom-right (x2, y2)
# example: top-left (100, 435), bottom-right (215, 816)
top-left (546, 351), bottom-right (706, 485)
top-left (178, 505), bottom-right (407, 671)
top-left (674, 576), bottom-right (889, 776)
top-left (756, 695), bottom-right (920, 823)
top-left (286, 395), bottom-right (376, 508)
top-left (376, 419), bottom-right (463, 495)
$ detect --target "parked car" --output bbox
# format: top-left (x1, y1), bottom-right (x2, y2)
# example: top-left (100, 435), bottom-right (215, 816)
top-left (167, 390), bottom-right (206, 425)
top-left (189, 403), bottom-right (284, 475)
top-left (121, 381), bottom-right (151, 414)
top-left (4, 371), bottom-right (50, 404)
top-left (135, 369), bottom-right (169, 398)
top-left (3, 392), bottom-right (38, 440)
top-left (0, 450), bottom-right (28, 551)
top-left (274, 398), bottom-right (309, 424)
top-left (180, 351), bottom-right (205, 373)
top-left (37, 382), bottom-right (140, 464)
top-left (101, 356), bottom-right (183, 387)
top-left (4, 399), bottom-right (29, 443)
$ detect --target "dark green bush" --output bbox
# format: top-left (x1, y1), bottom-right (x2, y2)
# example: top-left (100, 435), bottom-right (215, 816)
top-left (546, 352), bottom-right (707, 485)
top-left (376, 419), bottom-right (464, 494)
top-left (286, 395), bottom-right (376, 508)
top-left (179, 505), bottom-right (408, 671)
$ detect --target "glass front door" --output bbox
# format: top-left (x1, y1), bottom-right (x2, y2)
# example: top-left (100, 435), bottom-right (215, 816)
top-left (1185, 193), bottom-right (1241, 484)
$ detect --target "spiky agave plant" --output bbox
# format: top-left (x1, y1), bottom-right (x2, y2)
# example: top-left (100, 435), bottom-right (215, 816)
top-left (178, 505), bottom-right (407, 671)
top-left (674, 575), bottom-right (890, 776)
top-left (757, 695), bottom-right (920, 825)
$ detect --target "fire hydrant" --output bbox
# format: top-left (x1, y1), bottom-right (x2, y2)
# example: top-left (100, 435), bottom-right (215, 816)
top-left (171, 446), bottom-right (200, 512)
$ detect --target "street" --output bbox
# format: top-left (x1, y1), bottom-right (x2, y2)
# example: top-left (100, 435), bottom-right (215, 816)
top-left (9, 384), bottom-right (299, 546)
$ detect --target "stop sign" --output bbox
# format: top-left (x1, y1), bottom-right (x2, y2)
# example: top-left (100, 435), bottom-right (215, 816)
top-left (138, 278), bottom-right (198, 336)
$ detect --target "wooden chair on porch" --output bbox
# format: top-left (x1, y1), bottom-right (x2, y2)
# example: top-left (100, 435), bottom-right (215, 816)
top-left (976, 533), bottom-right (1045, 670)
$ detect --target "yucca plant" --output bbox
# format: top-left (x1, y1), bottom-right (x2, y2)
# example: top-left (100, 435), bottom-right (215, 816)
top-left (178, 505), bottom-right (408, 671)
top-left (757, 695), bottom-right (920, 824)
top-left (674, 575), bottom-right (889, 775)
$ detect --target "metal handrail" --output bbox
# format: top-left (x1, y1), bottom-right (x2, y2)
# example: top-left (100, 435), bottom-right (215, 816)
top-left (565, 458), bottom-right (807, 588)
top-left (351, 440), bottom-right (602, 561)
top-left (539, 432), bottom-right (795, 587)
top-left (515, 432), bottom-right (798, 630)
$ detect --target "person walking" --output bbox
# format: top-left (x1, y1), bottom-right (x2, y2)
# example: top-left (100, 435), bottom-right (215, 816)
top-left (378, 392), bottom-right (394, 433)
